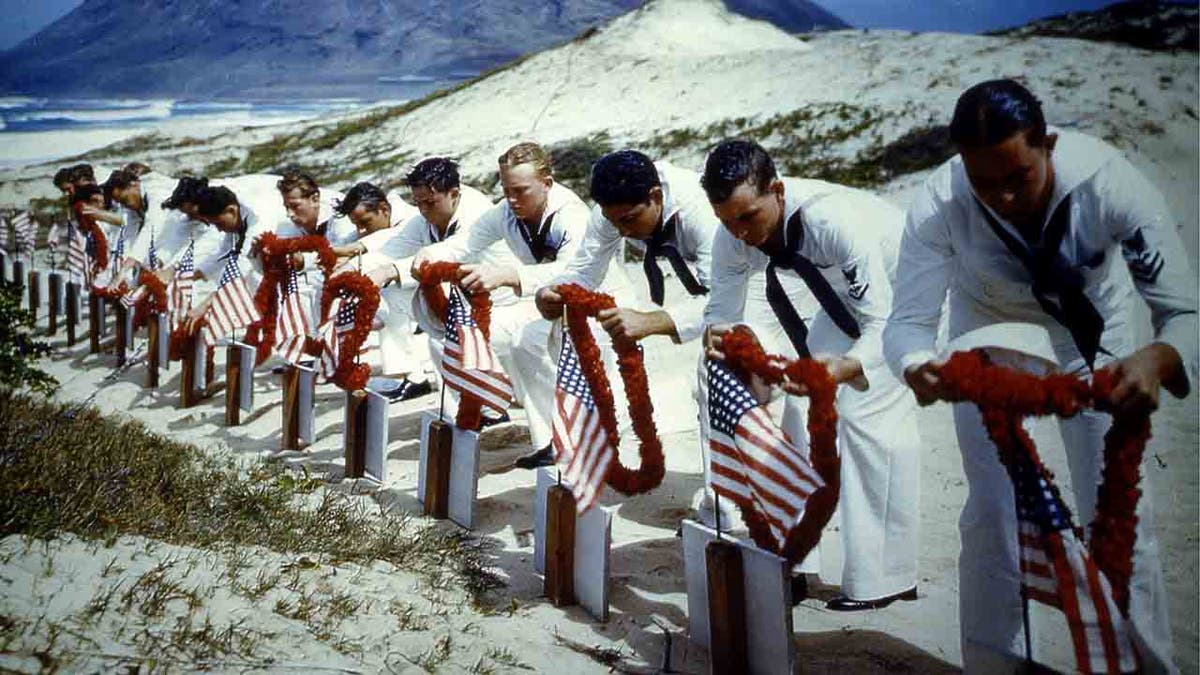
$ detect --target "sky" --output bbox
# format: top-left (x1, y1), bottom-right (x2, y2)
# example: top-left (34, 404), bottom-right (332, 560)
top-left (0, 0), bottom-right (1196, 51)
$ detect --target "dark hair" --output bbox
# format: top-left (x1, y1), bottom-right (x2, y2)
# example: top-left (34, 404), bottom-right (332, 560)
top-left (590, 150), bottom-right (661, 207)
top-left (276, 170), bottom-right (320, 197)
top-left (333, 182), bottom-right (389, 218)
top-left (701, 139), bottom-right (777, 204)
top-left (950, 79), bottom-right (1047, 149)
top-left (72, 184), bottom-right (107, 207)
top-left (69, 164), bottom-right (96, 185)
top-left (122, 162), bottom-right (152, 177)
top-left (195, 186), bottom-right (239, 218)
top-left (53, 167), bottom-right (73, 188)
top-left (406, 157), bottom-right (460, 193)
top-left (162, 176), bottom-right (209, 210)
top-left (104, 169), bottom-right (139, 192)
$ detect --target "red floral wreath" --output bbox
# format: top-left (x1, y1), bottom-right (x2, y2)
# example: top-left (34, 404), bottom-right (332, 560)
top-left (936, 349), bottom-right (1145, 619)
top-left (90, 281), bottom-right (128, 300)
top-left (245, 234), bottom-right (337, 365)
top-left (555, 284), bottom-right (665, 496)
top-left (74, 202), bottom-right (108, 275)
top-left (316, 271), bottom-right (380, 391)
top-left (716, 326), bottom-right (841, 563)
top-left (415, 262), bottom-right (493, 430)
top-left (131, 269), bottom-right (169, 330)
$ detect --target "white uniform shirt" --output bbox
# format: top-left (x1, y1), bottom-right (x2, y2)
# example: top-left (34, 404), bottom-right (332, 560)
top-left (421, 180), bottom-right (591, 295)
top-left (705, 177), bottom-right (901, 372)
top-left (884, 130), bottom-right (1199, 387)
top-left (385, 189), bottom-right (420, 226)
top-left (555, 162), bottom-right (716, 343)
top-left (126, 187), bottom-right (190, 268)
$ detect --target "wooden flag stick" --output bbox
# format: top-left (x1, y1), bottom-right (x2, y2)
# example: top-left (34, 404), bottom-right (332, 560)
top-left (146, 313), bottom-right (160, 388)
top-left (224, 344), bottom-right (241, 426)
top-left (545, 485), bottom-right (578, 607)
top-left (47, 273), bottom-right (61, 336)
top-left (705, 540), bottom-right (749, 674)
top-left (27, 270), bottom-right (39, 323)
top-left (424, 419), bottom-right (453, 519)
top-left (180, 333), bottom-right (198, 408)
top-left (114, 302), bottom-right (128, 367)
top-left (88, 293), bottom-right (101, 354)
top-left (66, 282), bottom-right (79, 346)
top-left (282, 364), bottom-right (301, 450)
top-left (344, 390), bottom-right (368, 478)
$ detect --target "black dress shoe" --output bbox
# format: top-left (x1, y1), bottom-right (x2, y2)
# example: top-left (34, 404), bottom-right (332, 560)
top-left (790, 574), bottom-right (808, 606)
top-left (380, 378), bottom-right (433, 403)
top-left (513, 444), bottom-right (555, 469)
top-left (825, 586), bottom-right (917, 611)
top-left (478, 411), bottom-right (511, 430)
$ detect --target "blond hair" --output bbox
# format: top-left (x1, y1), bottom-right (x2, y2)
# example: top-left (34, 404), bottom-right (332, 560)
top-left (498, 142), bottom-right (552, 178)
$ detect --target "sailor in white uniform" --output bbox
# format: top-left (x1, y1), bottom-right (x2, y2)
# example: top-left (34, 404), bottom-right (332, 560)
top-left (702, 139), bottom-right (922, 610)
top-left (884, 80), bottom-right (1196, 674)
top-left (413, 142), bottom-right (596, 467)
top-left (356, 161), bottom-right (510, 403)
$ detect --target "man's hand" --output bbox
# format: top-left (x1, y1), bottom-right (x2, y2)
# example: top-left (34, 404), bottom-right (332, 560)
top-left (1097, 342), bottom-right (1186, 416)
top-left (248, 234), bottom-right (265, 259)
top-left (183, 301), bottom-right (209, 335)
top-left (332, 243), bottom-right (364, 259)
top-left (783, 354), bottom-right (865, 396)
top-left (365, 264), bottom-right (397, 289)
top-left (597, 307), bottom-right (675, 342)
top-left (409, 249), bottom-right (436, 281)
top-left (703, 323), bottom-right (736, 361)
top-left (80, 205), bottom-right (122, 225)
top-left (535, 286), bottom-right (564, 320)
top-left (903, 358), bottom-right (953, 407)
top-left (460, 264), bottom-right (518, 295)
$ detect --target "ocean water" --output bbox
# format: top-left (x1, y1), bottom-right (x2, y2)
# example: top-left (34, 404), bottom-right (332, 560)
top-left (0, 97), bottom-right (407, 170)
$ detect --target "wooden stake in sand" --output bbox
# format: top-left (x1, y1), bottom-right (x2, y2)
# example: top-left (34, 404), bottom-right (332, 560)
top-left (146, 313), bottom-right (167, 387)
top-left (342, 387), bottom-right (387, 482)
top-left (223, 341), bottom-right (255, 426)
top-left (47, 272), bottom-right (61, 336)
top-left (0, 251), bottom-right (7, 282)
top-left (179, 332), bottom-right (201, 408)
top-left (423, 418), bottom-right (453, 519)
top-left (114, 302), bottom-right (129, 367)
top-left (280, 362), bottom-right (316, 450)
top-left (88, 293), bottom-right (103, 354)
top-left (27, 269), bottom-right (40, 323)
top-left (11, 259), bottom-right (24, 301)
top-left (706, 539), bottom-right (748, 674)
top-left (65, 282), bottom-right (79, 346)
top-left (532, 468), bottom-right (613, 622)
top-left (417, 410), bottom-right (481, 529)
top-left (545, 484), bottom-right (577, 607)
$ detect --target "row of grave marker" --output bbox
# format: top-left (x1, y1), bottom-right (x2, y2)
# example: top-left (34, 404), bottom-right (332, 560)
top-left (9, 253), bottom-right (796, 675)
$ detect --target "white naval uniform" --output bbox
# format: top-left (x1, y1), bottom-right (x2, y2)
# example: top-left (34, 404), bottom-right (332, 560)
top-left (420, 181), bottom-right (592, 450)
top-left (191, 199), bottom-right (274, 306)
top-left (271, 190), bottom-right (353, 331)
top-left (884, 130), bottom-right (1197, 673)
top-left (126, 186), bottom-right (190, 270)
top-left (705, 177), bottom-right (921, 600)
top-left (360, 185), bottom-right (504, 378)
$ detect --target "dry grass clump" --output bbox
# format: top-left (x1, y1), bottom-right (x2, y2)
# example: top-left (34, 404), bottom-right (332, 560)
top-left (0, 391), bottom-right (502, 600)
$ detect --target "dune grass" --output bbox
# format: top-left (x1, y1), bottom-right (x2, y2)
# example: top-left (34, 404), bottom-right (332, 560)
top-left (0, 391), bottom-right (502, 601)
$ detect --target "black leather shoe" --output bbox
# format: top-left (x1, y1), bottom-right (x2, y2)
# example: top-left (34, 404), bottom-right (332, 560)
top-left (825, 587), bottom-right (917, 611)
top-left (478, 411), bottom-right (511, 430)
top-left (513, 444), bottom-right (555, 469)
top-left (790, 574), bottom-right (808, 606)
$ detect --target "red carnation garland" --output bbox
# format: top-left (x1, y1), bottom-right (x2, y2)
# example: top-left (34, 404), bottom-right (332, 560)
top-left (131, 269), bottom-right (169, 330)
top-left (555, 284), bottom-right (665, 496)
top-left (717, 326), bottom-right (841, 563)
top-left (74, 202), bottom-right (109, 275)
top-left (317, 271), bottom-right (380, 391)
top-left (936, 349), bottom-right (1147, 618)
top-left (246, 233), bottom-right (338, 364)
top-left (415, 262), bottom-right (492, 430)
top-left (90, 281), bottom-right (128, 300)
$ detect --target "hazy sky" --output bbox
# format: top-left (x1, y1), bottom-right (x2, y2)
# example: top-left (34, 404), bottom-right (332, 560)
top-left (0, 0), bottom-right (1195, 51)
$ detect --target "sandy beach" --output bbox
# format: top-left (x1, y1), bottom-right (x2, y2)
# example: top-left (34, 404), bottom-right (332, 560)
top-left (0, 0), bottom-right (1196, 672)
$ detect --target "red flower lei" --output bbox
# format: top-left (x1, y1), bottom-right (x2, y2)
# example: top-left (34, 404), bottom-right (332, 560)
top-left (245, 233), bottom-right (338, 364)
top-left (937, 349), bottom-right (1146, 618)
top-left (90, 281), bottom-right (128, 300)
top-left (131, 269), bottom-right (169, 330)
top-left (555, 284), bottom-right (665, 496)
top-left (168, 323), bottom-right (200, 361)
top-left (74, 202), bottom-right (108, 274)
top-left (718, 327), bottom-right (841, 563)
top-left (317, 271), bottom-right (380, 391)
top-left (415, 262), bottom-right (493, 430)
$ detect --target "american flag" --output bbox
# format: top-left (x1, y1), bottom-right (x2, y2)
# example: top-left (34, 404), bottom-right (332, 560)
top-left (441, 286), bottom-right (514, 413)
top-left (120, 234), bottom-right (157, 309)
top-left (317, 292), bottom-right (357, 379)
top-left (201, 254), bottom-right (260, 346)
top-left (551, 337), bottom-right (613, 513)
top-left (66, 221), bottom-right (91, 285)
top-left (1011, 452), bottom-right (1138, 674)
top-left (706, 358), bottom-right (825, 548)
top-left (146, 233), bottom-right (160, 270)
top-left (111, 224), bottom-right (127, 270)
top-left (275, 269), bottom-right (310, 365)
top-left (46, 223), bottom-right (62, 252)
top-left (167, 240), bottom-right (195, 319)
top-left (12, 211), bottom-right (35, 256)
